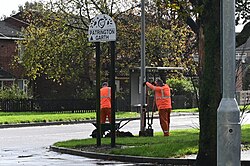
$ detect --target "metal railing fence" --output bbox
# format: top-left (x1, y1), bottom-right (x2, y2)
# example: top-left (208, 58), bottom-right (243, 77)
top-left (0, 98), bottom-right (131, 112)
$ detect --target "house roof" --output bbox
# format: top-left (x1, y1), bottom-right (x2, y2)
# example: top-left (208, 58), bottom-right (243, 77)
top-left (0, 21), bottom-right (22, 39)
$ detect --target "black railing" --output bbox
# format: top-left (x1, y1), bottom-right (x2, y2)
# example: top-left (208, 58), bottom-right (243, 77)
top-left (0, 98), bottom-right (131, 112)
top-left (0, 95), bottom-right (195, 112)
top-left (236, 90), bottom-right (250, 105)
top-left (0, 99), bottom-right (96, 113)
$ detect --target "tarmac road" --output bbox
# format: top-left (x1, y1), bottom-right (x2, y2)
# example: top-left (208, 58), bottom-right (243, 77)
top-left (0, 122), bottom-right (142, 166)
top-left (0, 112), bottom-right (249, 165)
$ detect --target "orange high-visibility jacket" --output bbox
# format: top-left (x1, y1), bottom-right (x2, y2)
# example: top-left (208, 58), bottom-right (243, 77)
top-left (100, 87), bottom-right (111, 109)
top-left (146, 82), bottom-right (172, 110)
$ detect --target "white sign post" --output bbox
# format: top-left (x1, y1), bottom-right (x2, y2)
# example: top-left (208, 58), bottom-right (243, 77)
top-left (88, 14), bottom-right (116, 42)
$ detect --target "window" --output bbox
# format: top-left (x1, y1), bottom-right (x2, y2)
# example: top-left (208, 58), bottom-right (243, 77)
top-left (18, 44), bottom-right (24, 63)
top-left (236, 52), bottom-right (247, 63)
top-left (17, 79), bottom-right (29, 94)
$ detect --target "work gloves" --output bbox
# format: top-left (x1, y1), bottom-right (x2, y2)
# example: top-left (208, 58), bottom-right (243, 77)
top-left (143, 81), bottom-right (157, 86)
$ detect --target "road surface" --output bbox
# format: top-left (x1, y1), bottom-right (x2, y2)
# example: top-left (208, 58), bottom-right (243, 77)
top-left (1, 113), bottom-right (249, 165)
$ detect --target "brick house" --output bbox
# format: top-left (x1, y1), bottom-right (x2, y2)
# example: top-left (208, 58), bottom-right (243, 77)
top-left (236, 36), bottom-right (250, 91)
top-left (235, 36), bottom-right (250, 105)
top-left (0, 13), bottom-right (28, 92)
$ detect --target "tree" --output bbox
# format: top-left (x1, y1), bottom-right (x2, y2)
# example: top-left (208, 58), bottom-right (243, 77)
top-left (114, 1), bottom-right (197, 82)
top-left (163, 0), bottom-right (249, 165)
top-left (236, 0), bottom-right (250, 47)
top-left (16, 1), bottom-right (140, 98)
top-left (16, 0), bottom-right (196, 98)
top-left (16, 2), bottom-right (96, 98)
top-left (18, 5), bottom-right (92, 82)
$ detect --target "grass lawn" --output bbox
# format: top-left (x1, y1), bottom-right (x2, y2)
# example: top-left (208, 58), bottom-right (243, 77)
top-left (0, 108), bottom-right (198, 124)
top-left (54, 129), bottom-right (200, 158)
top-left (53, 124), bottom-right (250, 158)
top-left (0, 111), bottom-right (139, 124)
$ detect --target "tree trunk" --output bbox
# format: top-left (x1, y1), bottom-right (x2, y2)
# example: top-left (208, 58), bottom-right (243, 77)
top-left (236, 22), bottom-right (250, 47)
top-left (195, 0), bottom-right (221, 165)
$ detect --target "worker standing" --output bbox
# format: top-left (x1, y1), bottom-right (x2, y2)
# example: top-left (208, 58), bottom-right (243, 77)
top-left (144, 79), bottom-right (172, 136)
top-left (100, 82), bottom-right (111, 124)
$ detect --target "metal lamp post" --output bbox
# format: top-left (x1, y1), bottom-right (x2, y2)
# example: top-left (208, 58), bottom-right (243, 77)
top-left (217, 0), bottom-right (241, 165)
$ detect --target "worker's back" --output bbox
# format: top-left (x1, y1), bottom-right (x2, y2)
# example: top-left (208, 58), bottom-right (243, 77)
top-left (154, 84), bottom-right (171, 109)
top-left (100, 86), bottom-right (111, 108)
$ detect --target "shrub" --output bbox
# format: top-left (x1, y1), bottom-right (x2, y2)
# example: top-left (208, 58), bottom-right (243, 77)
top-left (0, 85), bottom-right (30, 99)
top-left (166, 78), bottom-right (197, 108)
top-left (166, 78), bottom-right (195, 96)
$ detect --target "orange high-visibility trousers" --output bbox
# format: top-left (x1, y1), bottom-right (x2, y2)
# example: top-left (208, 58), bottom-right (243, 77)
top-left (100, 108), bottom-right (111, 124)
top-left (159, 108), bottom-right (171, 136)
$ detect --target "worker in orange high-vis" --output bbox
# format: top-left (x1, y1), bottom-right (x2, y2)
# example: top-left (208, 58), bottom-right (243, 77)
top-left (100, 82), bottom-right (111, 124)
top-left (144, 79), bottom-right (172, 136)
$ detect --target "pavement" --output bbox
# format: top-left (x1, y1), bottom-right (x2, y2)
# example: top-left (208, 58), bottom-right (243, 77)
top-left (1, 112), bottom-right (250, 165)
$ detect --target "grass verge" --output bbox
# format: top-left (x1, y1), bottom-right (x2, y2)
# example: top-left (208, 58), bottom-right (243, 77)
top-left (53, 124), bottom-right (250, 158)
top-left (54, 129), bottom-right (199, 158)
top-left (0, 111), bottom-right (139, 124)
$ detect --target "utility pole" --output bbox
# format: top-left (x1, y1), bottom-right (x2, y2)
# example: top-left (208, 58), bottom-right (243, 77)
top-left (139, 0), bottom-right (146, 134)
top-left (217, 0), bottom-right (241, 165)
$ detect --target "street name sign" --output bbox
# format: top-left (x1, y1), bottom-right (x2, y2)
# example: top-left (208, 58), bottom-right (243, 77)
top-left (88, 14), bottom-right (116, 42)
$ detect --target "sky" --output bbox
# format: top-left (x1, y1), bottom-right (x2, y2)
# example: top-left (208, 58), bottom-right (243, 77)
top-left (0, 0), bottom-right (246, 33)
top-left (0, 0), bottom-right (35, 16)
